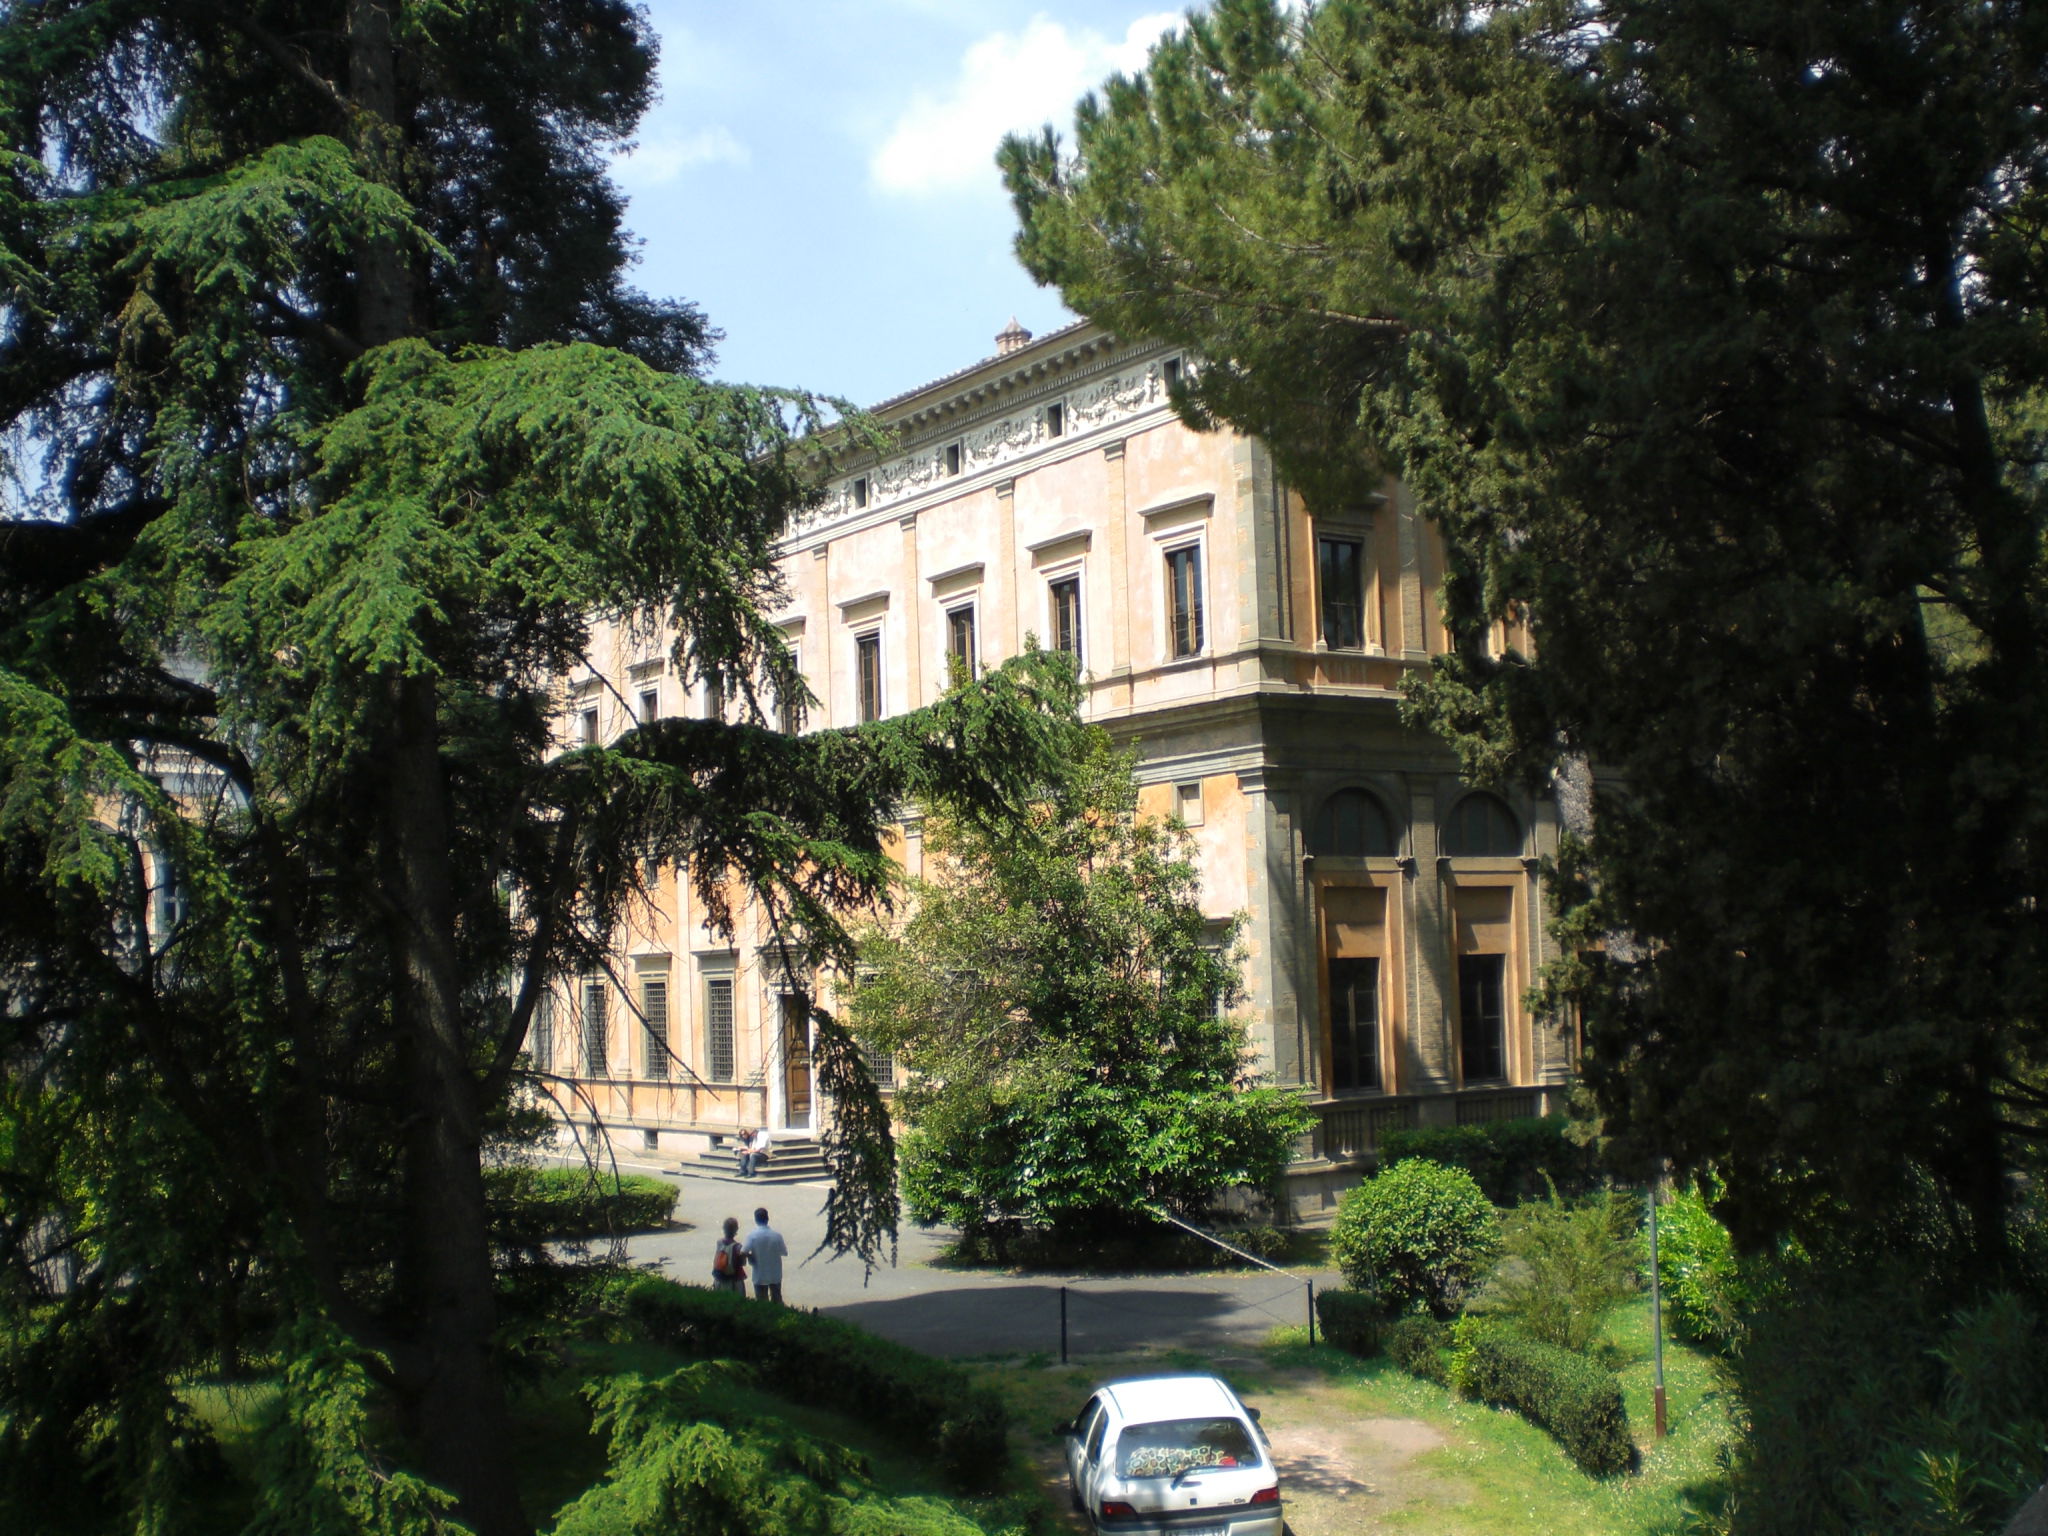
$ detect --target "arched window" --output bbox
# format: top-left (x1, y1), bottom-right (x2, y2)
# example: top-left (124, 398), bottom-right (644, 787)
top-left (1443, 793), bottom-right (1522, 857)
top-left (1312, 789), bottom-right (1395, 858)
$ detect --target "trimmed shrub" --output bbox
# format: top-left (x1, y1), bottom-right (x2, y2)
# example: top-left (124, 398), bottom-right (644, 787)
top-left (1315, 1289), bottom-right (1383, 1357)
top-left (1384, 1315), bottom-right (1453, 1384)
top-left (618, 1276), bottom-right (1008, 1492)
top-left (490, 1167), bottom-right (680, 1243)
top-left (1332, 1158), bottom-right (1502, 1317)
top-left (1377, 1115), bottom-right (1597, 1205)
top-left (1452, 1320), bottom-right (1636, 1477)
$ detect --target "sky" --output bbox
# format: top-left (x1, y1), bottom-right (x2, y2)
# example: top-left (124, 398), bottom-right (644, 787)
top-left (608, 3), bottom-right (1185, 409)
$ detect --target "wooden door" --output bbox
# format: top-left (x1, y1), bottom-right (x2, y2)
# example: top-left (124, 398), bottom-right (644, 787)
top-left (780, 994), bottom-right (812, 1127)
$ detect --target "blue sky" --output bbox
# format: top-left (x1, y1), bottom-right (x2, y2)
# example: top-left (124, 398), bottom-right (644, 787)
top-left (609, 3), bottom-right (1184, 408)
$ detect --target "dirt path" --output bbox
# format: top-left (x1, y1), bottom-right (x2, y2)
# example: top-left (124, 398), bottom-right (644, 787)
top-left (1029, 1369), bottom-right (1466, 1536)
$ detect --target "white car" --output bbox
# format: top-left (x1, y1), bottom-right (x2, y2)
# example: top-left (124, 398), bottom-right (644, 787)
top-left (1060, 1374), bottom-right (1283, 1536)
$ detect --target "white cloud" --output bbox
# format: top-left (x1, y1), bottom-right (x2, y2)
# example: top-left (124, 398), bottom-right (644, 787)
top-left (614, 125), bottom-right (751, 189)
top-left (870, 12), bottom-right (1179, 198)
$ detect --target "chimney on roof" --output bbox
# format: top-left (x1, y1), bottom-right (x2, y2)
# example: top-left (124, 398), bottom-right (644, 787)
top-left (995, 316), bottom-right (1033, 356)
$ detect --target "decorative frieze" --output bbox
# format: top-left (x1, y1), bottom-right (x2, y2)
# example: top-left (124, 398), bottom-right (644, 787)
top-left (792, 353), bottom-right (1177, 540)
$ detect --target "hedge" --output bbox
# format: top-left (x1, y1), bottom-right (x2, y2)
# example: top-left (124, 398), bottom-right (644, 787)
top-left (1453, 1322), bottom-right (1636, 1477)
top-left (491, 1167), bottom-right (680, 1242)
top-left (1384, 1315), bottom-right (1453, 1384)
top-left (1376, 1116), bottom-right (1598, 1206)
top-left (619, 1275), bottom-right (1009, 1492)
top-left (1315, 1289), bottom-right (1383, 1357)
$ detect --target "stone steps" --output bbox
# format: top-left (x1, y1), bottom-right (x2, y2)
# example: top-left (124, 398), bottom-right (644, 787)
top-left (682, 1140), bottom-right (830, 1185)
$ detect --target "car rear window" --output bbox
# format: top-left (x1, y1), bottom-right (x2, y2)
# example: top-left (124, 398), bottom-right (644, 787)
top-left (1114, 1416), bottom-right (1260, 1479)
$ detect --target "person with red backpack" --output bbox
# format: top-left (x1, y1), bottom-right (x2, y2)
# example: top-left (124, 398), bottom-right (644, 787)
top-left (711, 1215), bottom-right (748, 1295)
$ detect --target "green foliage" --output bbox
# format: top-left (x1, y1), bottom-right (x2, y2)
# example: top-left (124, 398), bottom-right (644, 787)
top-left (242, 1324), bottom-right (463, 1536)
top-left (1487, 1187), bottom-right (1638, 1355)
top-left (1331, 1159), bottom-right (1502, 1318)
top-left (551, 1365), bottom-right (995, 1536)
top-left (852, 731), bottom-right (1311, 1244)
top-left (1314, 1288), bottom-right (1383, 1357)
top-left (1383, 1315), bottom-right (1453, 1385)
top-left (618, 1277), bottom-right (1009, 1493)
top-left (1002, 0), bottom-right (2048, 1282)
top-left (1377, 1117), bottom-right (1598, 1206)
top-left (0, 4), bottom-right (1083, 1529)
top-left (1448, 1318), bottom-right (1636, 1479)
top-left (1649, 1185), bottom-right (1752, 1352)
top-left (1703, 1250), bottom-right (2048, 1536)
top-left (487, 1167), bottom-right (680, 1244)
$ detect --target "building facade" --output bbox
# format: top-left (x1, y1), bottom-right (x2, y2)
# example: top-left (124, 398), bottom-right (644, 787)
top-left (536, 320), bottom-right (1571, 1208)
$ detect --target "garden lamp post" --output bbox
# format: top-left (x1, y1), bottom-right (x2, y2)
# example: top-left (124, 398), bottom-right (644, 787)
top-left (1648, 1170), bottom-right (1668, 1439)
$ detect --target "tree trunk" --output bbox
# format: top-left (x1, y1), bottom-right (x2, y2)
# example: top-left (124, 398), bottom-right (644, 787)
top-left (386, 673), bottom-right (532, 1536)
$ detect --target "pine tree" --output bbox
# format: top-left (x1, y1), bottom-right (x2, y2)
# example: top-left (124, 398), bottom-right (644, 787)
top-left (1002, 0), bottom-right (2048, 1263)
top-left (0, 4), bottom-right (1076, 1531)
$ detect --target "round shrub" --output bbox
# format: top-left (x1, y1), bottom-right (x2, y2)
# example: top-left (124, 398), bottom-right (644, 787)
top-left (1332, 1157), bottom-right (1503, 1317)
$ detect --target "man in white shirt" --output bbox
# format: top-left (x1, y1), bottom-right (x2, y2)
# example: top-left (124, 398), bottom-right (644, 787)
top-left (737, 1126), bottom-right (772, 1178)
top-left (746, 1207), bottom-right (789, 1304)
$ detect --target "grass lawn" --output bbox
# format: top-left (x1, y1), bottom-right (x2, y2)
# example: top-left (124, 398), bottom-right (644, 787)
top-left (970, 1297), bottom-right (1735, 1536)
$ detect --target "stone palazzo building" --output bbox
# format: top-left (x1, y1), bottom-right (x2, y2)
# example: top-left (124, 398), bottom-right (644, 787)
top-left (536, 319), bottom-right (1572, 1208)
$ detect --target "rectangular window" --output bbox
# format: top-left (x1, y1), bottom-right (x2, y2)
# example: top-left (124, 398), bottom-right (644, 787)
top-left (779, 642), bottom-right (802, 734)
top-left (1163, 357), bottom-right (1183, 391)
top-left (1166, 544), bottom-right (1204, 658)
top-left (1050, 576), bottom-right (1082, 665)
top-left (943, 443), bottom-right (961, 476)
top-left (856, 631), bottom-right (883, 722)
top-left (1046, 402), bottom-right (1065, 438)
top-left (946, 604), bottom-right (977, 680)
top-left (581, 980), bottom-right (607, 1076)
top-left (852, 476), bottom-right (869, 509)
top-left (638, 687), bottom-right (659, 723)
top-left (865, 1042), bottom-right (897, 1091)
top-left (1459, 953), bottom-right (1507, 1082)
top-left (1176, 781), bottom-right (1204, 827)
top-left (705, 976), bottom-right (735, 1083)
top-left (531, 991), bottom-right (554, 1072)
top-left (1318, 536), bottom-right (1366, 650)
top-left (1329, 956), bottom-right (1381, 1091)
top-left (579, 707), bottom-right (598, 746)
top-left (640, 973), bottom-right (669, 1080)
top-left (702, 675), bottom-right (723, 721)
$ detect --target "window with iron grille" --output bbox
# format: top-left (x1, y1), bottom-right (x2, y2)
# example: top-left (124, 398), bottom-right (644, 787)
top-left (531, 990), bottom-right (554, 1072)
top-left (1459, 953), bottom-right (1507, 1082)
top-left (864, 1042), bottom-right (896, 1091)
top-left (1050, 576), bottom-right (1082, 664)
top-left (581, 980), bottom-right (607, 1076)
top-left (1329, 956), bottom-right (1381, 1091)
top-left (640, 974), bottom-right (669, 1080)
top-left (946, 604), bottom-right (977, 680)
top-left (856, 631), bottom-right (882, 722)
top-left (1318, 535), bottom-right (1365, 650)
top-left (1166, 544), bottom-right (1204, 658)
top-left (705, 976), bottom-right (735, 1083)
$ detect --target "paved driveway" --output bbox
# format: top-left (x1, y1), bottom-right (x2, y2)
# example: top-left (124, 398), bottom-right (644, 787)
top-left (582, 1155), bottom-right (1343, 1360)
